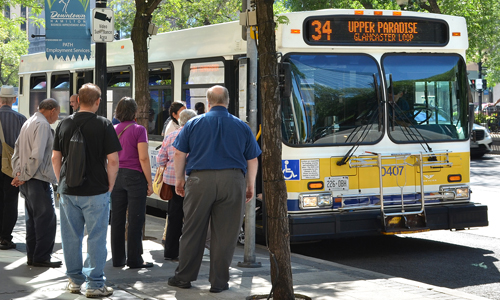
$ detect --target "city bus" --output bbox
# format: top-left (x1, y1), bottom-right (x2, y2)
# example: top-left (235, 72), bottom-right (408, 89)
top-left (17, 9), bottom-right (488, 241)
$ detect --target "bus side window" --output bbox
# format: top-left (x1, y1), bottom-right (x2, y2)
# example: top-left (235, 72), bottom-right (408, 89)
top-left (29, 75), bottom-right (47, 116)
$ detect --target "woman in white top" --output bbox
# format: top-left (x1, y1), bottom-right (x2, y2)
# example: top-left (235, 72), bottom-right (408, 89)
top-left (162, 102), bottom-right (185, 136)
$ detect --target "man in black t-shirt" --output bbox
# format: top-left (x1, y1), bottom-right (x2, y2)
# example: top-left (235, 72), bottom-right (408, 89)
top-left (52, 83), bottom-right (121, 298)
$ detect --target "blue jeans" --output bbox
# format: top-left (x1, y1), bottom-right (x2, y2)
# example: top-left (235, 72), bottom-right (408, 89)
top-left (59, 192), bottom-right (110, 289)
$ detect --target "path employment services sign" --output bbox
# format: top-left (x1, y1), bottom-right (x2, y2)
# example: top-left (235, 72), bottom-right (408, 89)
top-left (45, 0), bottom-right (91, 60)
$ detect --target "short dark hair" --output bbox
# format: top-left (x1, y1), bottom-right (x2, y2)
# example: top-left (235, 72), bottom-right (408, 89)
top-left (194, 102), bottom-right (205, 114)
top-left (169, 102), bottom-right (185, 124)
top-left (115, 97), bottom-right (137, 122)
top-left (39, 98), bottom-right (59, 111)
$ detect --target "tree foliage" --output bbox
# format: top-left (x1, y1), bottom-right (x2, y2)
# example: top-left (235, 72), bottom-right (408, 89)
top-left (438, 0), bottom-right (500, 86)
top-left (284, 0), bottom-right (401, 11)
top-left (0, 20), bottom-right (29, 86)
top-left (110, 0), bottom-right (241, 39)
top-left (0, 0), bottom-right (43, 86)
top-left (111, 0), bottom-right (291, 39)
top-left (283, 0), bottom-right (500, 85)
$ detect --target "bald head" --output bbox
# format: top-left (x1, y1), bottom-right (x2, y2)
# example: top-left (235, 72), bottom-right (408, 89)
top-left (206, 85), bottom-right (229, 107)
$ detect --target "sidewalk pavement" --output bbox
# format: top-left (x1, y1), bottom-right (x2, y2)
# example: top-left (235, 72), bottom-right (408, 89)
top-left (0, 197), bottom-right (490, 300)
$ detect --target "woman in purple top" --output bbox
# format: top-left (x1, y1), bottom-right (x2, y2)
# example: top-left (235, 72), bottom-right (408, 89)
top-left (111, 97), bottom-right (154, 269)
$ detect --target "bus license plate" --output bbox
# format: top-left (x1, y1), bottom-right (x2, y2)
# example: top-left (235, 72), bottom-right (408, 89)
top-left (325, 176), bottom-right (349, 191)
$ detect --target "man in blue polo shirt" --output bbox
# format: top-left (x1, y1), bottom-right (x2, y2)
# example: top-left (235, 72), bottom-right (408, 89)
top-left (168, 85), bottom-right (261, 293)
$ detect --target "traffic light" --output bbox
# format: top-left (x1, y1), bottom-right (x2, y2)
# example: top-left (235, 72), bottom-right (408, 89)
top-left (470, 79), bottom-right (485, 90)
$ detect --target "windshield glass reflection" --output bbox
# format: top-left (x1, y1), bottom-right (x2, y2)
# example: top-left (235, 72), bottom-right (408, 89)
top-left (383, 54), bottom-right (469, 142)
top-left (282, 54), bottom-right (383, 146)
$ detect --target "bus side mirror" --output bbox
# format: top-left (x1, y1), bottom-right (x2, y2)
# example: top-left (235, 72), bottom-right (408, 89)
top-left (279, 62), bottom-right (292, 98)
top-left (469, 103), bottom-right (475, 139)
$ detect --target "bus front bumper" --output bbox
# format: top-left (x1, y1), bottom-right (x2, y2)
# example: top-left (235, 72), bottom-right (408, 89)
top-left (288, 203), bottom-right (488, 242)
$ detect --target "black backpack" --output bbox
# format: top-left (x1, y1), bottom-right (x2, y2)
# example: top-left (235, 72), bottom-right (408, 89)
top-left (64, 114), bottom-right (95, 188)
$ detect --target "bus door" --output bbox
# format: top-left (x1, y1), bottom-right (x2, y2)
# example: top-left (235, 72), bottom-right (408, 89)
top-left (181, 57), bottom-right (227, 111)
top-left (148, 62), bottom-right (173, 136)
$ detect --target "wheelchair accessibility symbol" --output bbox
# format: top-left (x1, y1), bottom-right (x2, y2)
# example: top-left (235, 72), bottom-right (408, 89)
top-left (282, 160), bottom-right (299, 180)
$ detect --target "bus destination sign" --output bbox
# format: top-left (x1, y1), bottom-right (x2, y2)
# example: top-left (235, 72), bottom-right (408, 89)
top-left (303, 15), bottom-right (449, 46)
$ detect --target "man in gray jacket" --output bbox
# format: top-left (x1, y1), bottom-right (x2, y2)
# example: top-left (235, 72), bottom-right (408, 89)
top-left (11, 98), bottom-right (61, 268)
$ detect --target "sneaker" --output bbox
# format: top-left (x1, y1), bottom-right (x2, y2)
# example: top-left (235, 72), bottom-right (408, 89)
top-left (0, 240), bottom-right (16, 250)
top-left (66, 279), bottom-right (81, 294)
top-left (85, 286), bottom-right (113, 298)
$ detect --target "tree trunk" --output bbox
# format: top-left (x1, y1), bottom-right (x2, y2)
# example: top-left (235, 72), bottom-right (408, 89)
top-left (420, 0), bottom-right (441, 14)
top-left (131, 0), bottom-right (151, 129)
top-left (255, 0), bottom-right (294, 299)
top-left (359, 1), bottom-right (374, 9)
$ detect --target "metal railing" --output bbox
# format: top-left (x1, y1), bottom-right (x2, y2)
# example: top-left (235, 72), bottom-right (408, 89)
top-left (349, 151), bottom-right (452, 217)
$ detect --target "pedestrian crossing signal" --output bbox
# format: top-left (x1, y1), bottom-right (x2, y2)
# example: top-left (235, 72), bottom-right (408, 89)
top-left (476, 79), bottom-right (483, 90)
top-left (470, 79), bottom-right (484, 90)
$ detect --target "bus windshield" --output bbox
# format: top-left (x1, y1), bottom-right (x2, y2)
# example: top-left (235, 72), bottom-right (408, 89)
top-left (282, 54), bottom-right (383, 146)
top-left (383, 54), bottom-right (469, 142)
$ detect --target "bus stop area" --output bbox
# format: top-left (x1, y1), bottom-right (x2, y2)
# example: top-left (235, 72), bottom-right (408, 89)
top-left (0, 197), bottom-right (489, 300)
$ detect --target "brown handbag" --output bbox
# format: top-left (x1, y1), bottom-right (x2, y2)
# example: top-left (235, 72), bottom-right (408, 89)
top-left (153, 166), bottom-right (173, 201)
top-left (160, 183), bottom-right (173, 201)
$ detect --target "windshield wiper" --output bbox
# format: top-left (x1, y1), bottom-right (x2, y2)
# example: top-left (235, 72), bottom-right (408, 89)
top-left (337, 74), bottom-right (382, 166)
top-left (387, 75), bottom-right (433, 153)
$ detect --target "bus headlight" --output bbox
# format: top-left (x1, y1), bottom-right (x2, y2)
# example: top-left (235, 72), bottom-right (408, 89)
top-left (318, 195), bottom-right (333, 207)
top-left (440, 185), bottom-right (469, 200)
top-left (302, 196), bottom-right (318, 208)
top-left (299, 193), bottom-right (333, 209)
top-left (455, 187), bottom-right (469, 198)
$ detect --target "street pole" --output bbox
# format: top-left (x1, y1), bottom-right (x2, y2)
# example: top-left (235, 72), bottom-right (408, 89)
top-left (238, 0), bottom-right (261, 269)
top-left (478, 61), bottom-right (482, 112)
top-left (95, 0), bottom-right (107, 117)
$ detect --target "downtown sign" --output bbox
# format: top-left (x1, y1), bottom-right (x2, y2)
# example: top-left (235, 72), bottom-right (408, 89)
top-left (45, 0), bottom-right (91, 60)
